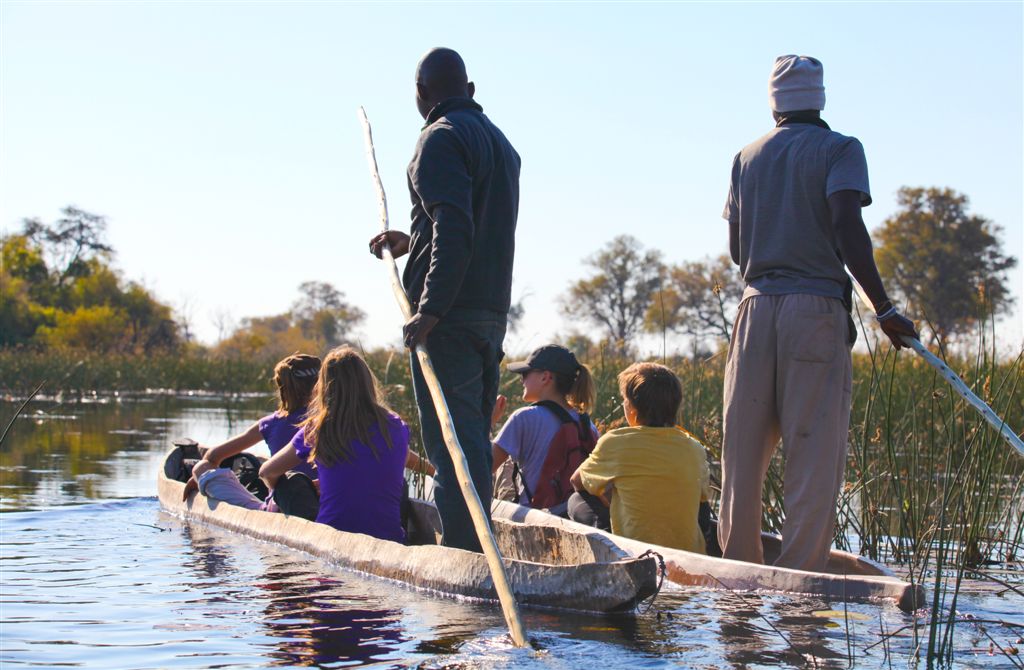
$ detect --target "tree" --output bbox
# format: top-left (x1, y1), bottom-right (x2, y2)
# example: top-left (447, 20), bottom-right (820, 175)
top-left (561, 235), bottom-right (664, 352)
top-left (290, 281), bottom-right (365, 347)
top-left (23, 206), bottom-right (114, 292)
top-left (874, 187), bottom-right (1017, 341)
top-left (210, 307), bottom-right (236, 343)
top-left (1, 234), bottom-right (54, 345)
top-left (215, 314), bottom-right (317, 360)
top-left (646, 254), bottom-right (744, 345)
top-left (1, 208), bottom-right (180, 352)
top-left (215, 282), bottom-right (364, 360)
top-left (36, 305), bottom-right (128, 353)
top-left (506, 293), bottom-right (528, 334)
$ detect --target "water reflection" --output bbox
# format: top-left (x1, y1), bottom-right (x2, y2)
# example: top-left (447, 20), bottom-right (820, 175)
top-left (1, 397), bottom-right (1021, 669)
top-left (260, 577), bottom-right (408, 667)
top-left (714, 595), bottom-right (846, 669)
top-left (178, 517), bottom-right (412, 668)
top-left (0, 396), bottom-right (271, 510)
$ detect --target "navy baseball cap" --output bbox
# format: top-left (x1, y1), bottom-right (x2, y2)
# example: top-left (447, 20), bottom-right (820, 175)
top-left (507, 344), bottom-right (581, 376)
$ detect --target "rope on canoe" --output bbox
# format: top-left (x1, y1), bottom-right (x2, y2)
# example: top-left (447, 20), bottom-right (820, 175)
top-left (636, 549), bottom-right (666, 614)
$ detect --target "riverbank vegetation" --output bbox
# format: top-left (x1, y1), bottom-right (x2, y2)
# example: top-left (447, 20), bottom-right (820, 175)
top-left (3, 194), bottom-right (1021, 664)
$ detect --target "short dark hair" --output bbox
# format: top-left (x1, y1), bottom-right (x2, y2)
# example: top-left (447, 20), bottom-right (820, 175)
top-left (617, 362), bottom-right (682, 427)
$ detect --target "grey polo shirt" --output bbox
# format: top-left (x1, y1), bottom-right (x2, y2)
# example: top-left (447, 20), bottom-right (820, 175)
top-left (723, 123), bottom-right (871, 300)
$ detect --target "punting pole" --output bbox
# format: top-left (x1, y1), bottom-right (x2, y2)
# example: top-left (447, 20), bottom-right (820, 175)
top-left (850, 276), bottom-right (1024, 459)
top-left (357, 107), bottom-right (529, 647)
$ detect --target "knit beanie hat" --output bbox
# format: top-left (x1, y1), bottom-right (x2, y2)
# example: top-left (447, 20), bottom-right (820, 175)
top-left (769, 55), bottom-right (826, 112)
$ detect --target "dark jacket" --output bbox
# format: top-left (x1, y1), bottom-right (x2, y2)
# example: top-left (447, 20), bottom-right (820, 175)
top-left (403, 97), bottom-right (521, 318)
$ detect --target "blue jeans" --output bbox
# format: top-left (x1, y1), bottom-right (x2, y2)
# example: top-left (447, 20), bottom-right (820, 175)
top-left (410, 308), bottom-right (505, 552)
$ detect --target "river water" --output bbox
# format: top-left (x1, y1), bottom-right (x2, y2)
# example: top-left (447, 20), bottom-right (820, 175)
top-left (1, 396), bottom-right (1021, 669)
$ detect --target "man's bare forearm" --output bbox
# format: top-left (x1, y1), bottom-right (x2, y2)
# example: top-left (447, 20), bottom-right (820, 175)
top-left (830, 191), bottom-right (889, 311)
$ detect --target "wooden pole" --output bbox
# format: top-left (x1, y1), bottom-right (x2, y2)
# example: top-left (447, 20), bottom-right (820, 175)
top-left (357, 107), bottom-right (529, 647)
top-left (850, 276), bottom-right (1024, 458)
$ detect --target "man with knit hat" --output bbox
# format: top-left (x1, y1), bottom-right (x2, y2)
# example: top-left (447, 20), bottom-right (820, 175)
top-left (718, 55), bottom-right (918, 571)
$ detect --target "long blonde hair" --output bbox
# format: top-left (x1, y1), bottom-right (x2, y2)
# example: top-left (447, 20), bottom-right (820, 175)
top-left (301, 346), bottom-right (394, 467)
top-left (554, 364), bottom-right (596, 414)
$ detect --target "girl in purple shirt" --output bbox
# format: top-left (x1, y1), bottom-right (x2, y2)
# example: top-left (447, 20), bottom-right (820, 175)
top-left (258, 346), bottom-right (409, 544)
top-left (183, 353), bottom-right (321, 494)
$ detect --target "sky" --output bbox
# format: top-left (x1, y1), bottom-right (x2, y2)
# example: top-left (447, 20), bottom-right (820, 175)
top-left (2, 1), bottom-right (1021, 355)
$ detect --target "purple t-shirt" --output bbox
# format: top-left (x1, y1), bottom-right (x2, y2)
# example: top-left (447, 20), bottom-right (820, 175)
top-left (291, 414), bottom-right (409, 544)
top-left (494, 405), bottom-right (599, 506)
top-left (258, 410), bottom-right (316, 479)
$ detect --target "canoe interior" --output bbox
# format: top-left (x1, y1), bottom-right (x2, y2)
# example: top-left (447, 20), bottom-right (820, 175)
top-left (164, 445), bottom-right (632, 569)
top-left (405, 498), bottom-right (629, 566)
top-left (161, 446), bottom-right (658, 614)
top-left (490, 499), bottom-right (926, 613)
top-left (739, 522), bottom-right (888, 577)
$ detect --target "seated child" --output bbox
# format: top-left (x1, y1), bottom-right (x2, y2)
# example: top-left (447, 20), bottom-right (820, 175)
top-left (569, 362), bottom-right (710, 554)
top-left (182, 353), bottom-right (321, 500)
top-left (491, 345), bottom-right (599, 516)
top-left (260, 345), bottom-right (409, 543)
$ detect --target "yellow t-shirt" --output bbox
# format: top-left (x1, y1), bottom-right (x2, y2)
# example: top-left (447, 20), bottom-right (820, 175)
top-left (577, 425), bottom-right (709, 554)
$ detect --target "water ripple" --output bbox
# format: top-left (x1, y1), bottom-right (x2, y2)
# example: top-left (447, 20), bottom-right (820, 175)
top-left (1, 487), bottom-right (1020, 667)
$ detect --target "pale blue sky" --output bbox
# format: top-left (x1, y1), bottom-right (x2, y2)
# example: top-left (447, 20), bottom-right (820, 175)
top-left (2, 1), bottom-right (1021, 353)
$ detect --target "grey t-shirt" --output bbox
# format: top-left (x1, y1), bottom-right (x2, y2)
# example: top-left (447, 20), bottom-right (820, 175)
top-left (723, 123), bottom-right (871, 300)
top-left (493, 405), bottom-right (599, 506)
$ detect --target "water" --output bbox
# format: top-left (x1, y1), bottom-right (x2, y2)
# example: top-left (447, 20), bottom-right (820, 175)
top-left (1, 396), bottom-right (1021, 668)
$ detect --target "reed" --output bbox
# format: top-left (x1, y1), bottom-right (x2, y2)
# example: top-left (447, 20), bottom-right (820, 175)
top-left (3, 333), bottom-right (1021, 663)
top-left (0, 347), bottom-right (274, 397)
top-left (490, 333), bottom-right (1022, 665)
top-left (839, 324), bottom-right (1023, 666)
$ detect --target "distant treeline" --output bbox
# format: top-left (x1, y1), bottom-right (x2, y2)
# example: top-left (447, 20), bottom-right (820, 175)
top-left (2, 206), bottom-right (366, 364)
top-left (2, 187), bottom-right (1018, 371)
top-left (2, 207), bottom-right (178, 352)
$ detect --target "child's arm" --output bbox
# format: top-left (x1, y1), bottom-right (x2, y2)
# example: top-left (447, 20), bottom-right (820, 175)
top-left (182, 424), bottom-right (262, 500)
top-left (197, 423), bottom-right (263, 468)
top-left (405, 450), bottom-right (435, 476)
top-left (182, 458), bottom-right (215, 501)
top-left (570, 466), bottom-right (585, 492)
top-left (491, 394), bottom-right (508, 427)
top-left (490, 398), bottom-right (519, 474)
top-left (570, 466), bottom-right (614, 506)
top-left (259, 444), bottom-right (303, 491)
top-left (492, 444), bottom-right (510, 473)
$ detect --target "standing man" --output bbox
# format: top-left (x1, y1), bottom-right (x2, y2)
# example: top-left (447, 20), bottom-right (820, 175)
top-left (719, 55), bottom-right (918, 571)
top-left (370, 47), bottom-right (520, 552)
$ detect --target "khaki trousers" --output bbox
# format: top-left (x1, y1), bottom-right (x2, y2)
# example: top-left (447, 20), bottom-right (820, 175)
top-left (718, 293), bottom-right (852, 572)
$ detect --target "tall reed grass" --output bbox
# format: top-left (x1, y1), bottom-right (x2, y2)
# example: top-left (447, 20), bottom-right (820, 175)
top-left (0, 347), bottom-right (273, 397)
top-left (3, 332), bottom-right (1022, 664)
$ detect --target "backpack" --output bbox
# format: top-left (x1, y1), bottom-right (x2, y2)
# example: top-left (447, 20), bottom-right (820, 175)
top-left (515, 400), bottom-right (597, 511)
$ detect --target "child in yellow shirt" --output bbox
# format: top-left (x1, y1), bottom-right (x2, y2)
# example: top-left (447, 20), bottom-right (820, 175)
top-left (569, 362), bottom-right (710, 554)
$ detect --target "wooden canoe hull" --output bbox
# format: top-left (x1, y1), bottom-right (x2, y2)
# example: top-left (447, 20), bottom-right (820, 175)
top-left (157, 453), bottom-right (658, 614)
top-left (490, 500), bottom-right (926, 613)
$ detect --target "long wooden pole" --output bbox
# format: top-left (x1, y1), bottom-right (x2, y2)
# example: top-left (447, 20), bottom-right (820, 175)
top-left (850, 277), bottom-right (1024, 458)
top-left (357, 107), bottom-right (529, 647)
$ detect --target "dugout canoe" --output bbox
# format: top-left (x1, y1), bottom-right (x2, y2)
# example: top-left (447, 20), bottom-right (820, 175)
top-left (157, 447), bottom-right (658, 614)
top-left (490, 500), bottom-right (926, 613)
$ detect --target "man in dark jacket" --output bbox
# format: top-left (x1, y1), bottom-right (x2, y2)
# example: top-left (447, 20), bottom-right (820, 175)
top-left (370, 47), bottom-right (521, 551)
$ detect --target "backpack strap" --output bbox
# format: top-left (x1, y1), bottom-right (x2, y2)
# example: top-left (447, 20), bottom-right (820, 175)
top-left (512, 460), bottom-right (533, 506)
top-left (531, 400), bottom-right (575, 424)
top-left (532, 400), bottom-right (593, 446)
